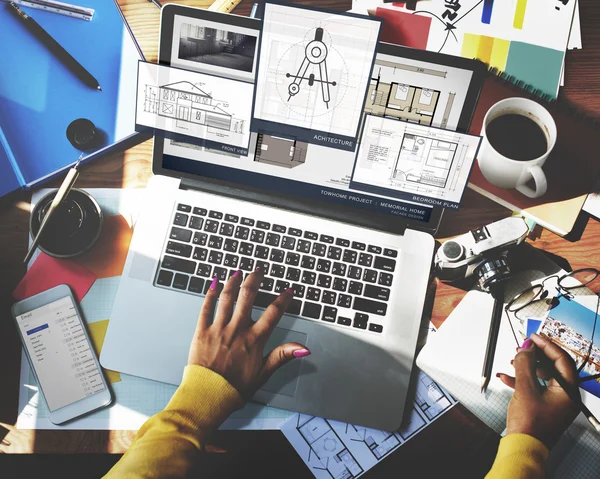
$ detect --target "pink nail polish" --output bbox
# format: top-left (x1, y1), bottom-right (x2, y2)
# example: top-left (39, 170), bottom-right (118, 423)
top-left (233, 270), bottom-right (241, 278)
top-left (255, 267), bottom-right (262, 273)
top-left (285, 287), bottom-right (294, 296)
top-left (293, 348), bottom-right (311, 358)
top-left (521, 338), bottom-right (533, 349)
top-left (210, 277), bottom-right (219, 290)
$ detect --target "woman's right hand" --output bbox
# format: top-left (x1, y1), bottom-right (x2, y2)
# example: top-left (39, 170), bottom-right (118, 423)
top-left (497, 333), bottom-right (580, 448)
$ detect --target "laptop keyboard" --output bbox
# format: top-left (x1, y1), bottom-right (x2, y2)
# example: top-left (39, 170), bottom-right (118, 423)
top-left (154, 203), bottom-right (398, 334)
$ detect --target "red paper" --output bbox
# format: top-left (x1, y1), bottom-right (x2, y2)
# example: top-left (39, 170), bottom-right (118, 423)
top-left (376, 7), bottom-right (432, 50)
top-left (13, 252), bottom-right (97, 303)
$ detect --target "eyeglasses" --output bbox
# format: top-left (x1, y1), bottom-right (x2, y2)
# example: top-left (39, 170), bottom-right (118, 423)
top-left (504, 268), bottom-right (600, 383)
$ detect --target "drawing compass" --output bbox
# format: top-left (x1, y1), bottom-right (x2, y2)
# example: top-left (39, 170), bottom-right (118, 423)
top-left (286, 27), bottom-right (337, 108)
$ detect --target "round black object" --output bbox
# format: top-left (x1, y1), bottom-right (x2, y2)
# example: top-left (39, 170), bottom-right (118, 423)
top-left (441, 240), bottom-right (464, 261)
top-left (30, 189), bottom-right (103, 258)
top-left (66, 118), bottom-right (98, 150)
top-left (475, 256), bottom-right (512, 291)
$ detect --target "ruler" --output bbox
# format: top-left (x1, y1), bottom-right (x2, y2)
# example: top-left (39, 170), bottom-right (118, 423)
top-left (207, 0), bottom-right (243, 14)
top-left (3, 0), bottom-right (95, 21)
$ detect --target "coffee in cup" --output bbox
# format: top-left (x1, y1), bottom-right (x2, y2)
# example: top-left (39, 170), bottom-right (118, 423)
top-left (477, 98), bottom-right (557, 199)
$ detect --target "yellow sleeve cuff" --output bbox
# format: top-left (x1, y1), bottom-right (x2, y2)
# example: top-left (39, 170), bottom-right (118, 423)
top-left (486, 434), bottom-right (549, 479)
top-left (163, 364), bottom-right (245, 432)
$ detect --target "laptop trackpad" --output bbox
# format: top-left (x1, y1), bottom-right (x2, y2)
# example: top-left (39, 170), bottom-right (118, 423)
top-left (260, 327), bottom-right (308, 397)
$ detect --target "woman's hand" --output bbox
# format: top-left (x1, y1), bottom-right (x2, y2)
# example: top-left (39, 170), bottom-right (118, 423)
top-left (188, 269), bottom-right (310, 400)
top-left (497, 333), bottom-right (580, 448)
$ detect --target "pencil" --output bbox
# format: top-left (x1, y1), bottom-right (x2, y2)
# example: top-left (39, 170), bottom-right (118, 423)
top-left (481, 284), bottom-right (504, 393)
top-left (24, 154), bottom-right (83, 264)
top-left (9, 2), bottom-right (101, 90)
top-left (537, 352), bottom-right (600, 433)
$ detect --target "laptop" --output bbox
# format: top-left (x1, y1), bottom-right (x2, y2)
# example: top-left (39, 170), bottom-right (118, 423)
top-left (101, 5), bottom-right (484, 430)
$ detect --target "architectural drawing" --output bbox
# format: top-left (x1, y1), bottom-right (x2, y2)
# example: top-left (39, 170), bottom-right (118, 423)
top-left (143, 82), bottom-right (245, 135)
top-left (252, 3), bottom-right (381, 148)
top-left (296, 415), bottom-right (364, 479)
top-left (364, 66), bottom-right (441, 126)
top-left (254, 134), bottom-right (308, 169)
top-left (136, 62), bottom-right (253, 154)
top-left (351, 115), bottom-right (481, 208)
top-left (281, 370), bottom-right (457, 479)
top-left (286, 27), bottom-right (337, 108)
top-left (394, 134), bottom-right (457, 188)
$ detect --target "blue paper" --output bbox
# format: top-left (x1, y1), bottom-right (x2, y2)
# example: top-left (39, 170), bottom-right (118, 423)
top-left (0, 0), bottom-right (138, 195)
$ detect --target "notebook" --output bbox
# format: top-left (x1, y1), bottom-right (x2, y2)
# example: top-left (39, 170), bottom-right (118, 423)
top-left (467, 68), bottom-right (600, 236)
top-left (0, 0), bottom-right (143, 198)
top-left (416, 244), bottom-right (566, 433)
top-left (418, 243), bottom-right (600, 436)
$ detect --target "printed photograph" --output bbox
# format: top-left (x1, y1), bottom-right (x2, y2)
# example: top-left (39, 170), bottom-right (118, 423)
top-left (178, 24), bottom-right (256, 73)
top-left (539, 296), bottom-right (600, 398)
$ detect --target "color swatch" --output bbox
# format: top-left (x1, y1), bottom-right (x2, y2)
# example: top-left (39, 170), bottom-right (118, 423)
top-left (461, 33), bottom-right (510, 70)
top-left (513, 0), bottom-right (528, 29)
top-left (376, 7), bottom-right (432, 50)
top-left (481, 0), bottom-right (495, 24)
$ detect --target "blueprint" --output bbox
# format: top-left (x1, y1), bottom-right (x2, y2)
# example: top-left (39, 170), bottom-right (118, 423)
top-left (136, 61), bottom-right (254, 155)
top-left (17, 189), bottom-right (294, 431)
top-left (281, 370), bottom-right (457, 479)
top-left (252, 3), bottom-right (381, 150)
top-left (351, 115), bottom-right (481, 209)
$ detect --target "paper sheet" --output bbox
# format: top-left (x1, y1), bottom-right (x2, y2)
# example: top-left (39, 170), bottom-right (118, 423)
top-left (88, 320), bottom-right (121, 384)
top-left (281, 370), bottom-right (457, 479)
top-left (13, 252), bottom-right (97, 303)
top-left (17, 188), bottom-right (294, 431)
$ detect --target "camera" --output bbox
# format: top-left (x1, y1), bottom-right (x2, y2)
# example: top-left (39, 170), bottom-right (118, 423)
top-left (435, 217), bottom-right (529, 290)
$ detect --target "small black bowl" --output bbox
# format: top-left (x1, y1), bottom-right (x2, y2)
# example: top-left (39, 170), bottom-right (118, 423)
top-left (30, 189), bottom-right (103, 258)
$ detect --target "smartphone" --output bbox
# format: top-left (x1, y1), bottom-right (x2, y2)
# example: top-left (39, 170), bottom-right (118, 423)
top-left (11, 284), bottom-right (112, 424)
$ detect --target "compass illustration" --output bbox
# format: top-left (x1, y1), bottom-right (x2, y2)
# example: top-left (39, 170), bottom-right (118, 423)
top-left (285, 27), bottom-right (337, 108)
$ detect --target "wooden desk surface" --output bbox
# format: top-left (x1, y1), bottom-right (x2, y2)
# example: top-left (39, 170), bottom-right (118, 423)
top-left (1, 0), bottom-right (600, 476)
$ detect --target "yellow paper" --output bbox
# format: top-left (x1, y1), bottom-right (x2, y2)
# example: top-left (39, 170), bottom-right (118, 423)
top-left (88, 320), bottom-right (121, 384)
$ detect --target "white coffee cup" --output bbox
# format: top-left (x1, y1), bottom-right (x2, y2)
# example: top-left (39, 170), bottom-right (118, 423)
top-left (478, 98), bottom-right (557, 199)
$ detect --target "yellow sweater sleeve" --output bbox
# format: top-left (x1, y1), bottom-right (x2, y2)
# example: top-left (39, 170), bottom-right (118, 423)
top-left (103, 365), bottom-right (244, 479)
top-left (485, 434), bottom-right (549, 479)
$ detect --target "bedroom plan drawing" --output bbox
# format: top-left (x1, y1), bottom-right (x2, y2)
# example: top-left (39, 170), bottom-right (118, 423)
top-left (281, 371), bottom-right (457, 479)
top-left (136, 61), bottom-right (254, 155)
top-left (351, 115), bottom-right (481, 209)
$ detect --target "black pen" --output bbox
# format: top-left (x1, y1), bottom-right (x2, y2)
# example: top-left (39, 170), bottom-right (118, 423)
top-left (9, 2), bottom-right (101, 90)
top-left (481, 283), bottom-right (504, 393)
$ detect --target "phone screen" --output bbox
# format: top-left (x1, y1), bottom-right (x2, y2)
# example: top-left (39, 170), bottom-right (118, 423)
top-left (15, 295), bottom-right (106, 412)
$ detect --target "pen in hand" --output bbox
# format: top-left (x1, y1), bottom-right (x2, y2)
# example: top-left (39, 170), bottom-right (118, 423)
top-left (8, 2), bottom-right (102, 90)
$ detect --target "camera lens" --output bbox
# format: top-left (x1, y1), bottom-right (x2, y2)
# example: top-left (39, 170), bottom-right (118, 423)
top-left (475, 255), bottom-right (511, 290)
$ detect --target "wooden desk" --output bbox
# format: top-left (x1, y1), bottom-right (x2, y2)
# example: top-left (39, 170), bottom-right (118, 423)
top-left (1, 0), bottom-right (600, 476)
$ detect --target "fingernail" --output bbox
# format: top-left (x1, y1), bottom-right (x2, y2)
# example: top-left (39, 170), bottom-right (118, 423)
top-left (285, 287), bottom-right (294, 296)
top-left (210, 277), bottom-right (219, 290)
top-left (510, 359), bottom-right (514, 365)
top-left (495, 373), bottom-right (502, 378)
top-left (293, 348), bottom-right (311, 358)
top-left (520, 338), bottom-right (533, 349)
top-left (255, 267), bottom-right (262, 273)
top-left (233, 270), bottom-right (241, 278)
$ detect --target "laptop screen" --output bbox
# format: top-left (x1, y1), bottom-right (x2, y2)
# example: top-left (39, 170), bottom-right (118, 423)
top-left (155, 7), bottom-right (483, 231)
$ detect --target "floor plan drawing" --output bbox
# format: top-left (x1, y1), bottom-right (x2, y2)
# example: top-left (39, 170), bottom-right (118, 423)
top-left (364, 66), bottom-right (441, 126)
top-left (357, 51), bottom-right (479, 133)
top-left (136, 62), bottom-right (253, 154)
top-left (394, 134), bottom-right (457, 188)
top-left (281, 370), bottom-right (457, 479)
top-left (254, 134), bottom-right (308, 169)
top-left (252, 3), bottom-right (381, 149)
top-left (351, 115), bottom-right (481, 209)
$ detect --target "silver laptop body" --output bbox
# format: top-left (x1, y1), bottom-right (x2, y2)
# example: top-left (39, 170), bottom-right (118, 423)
top-left (101, 4), bottom-right (482, 430)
